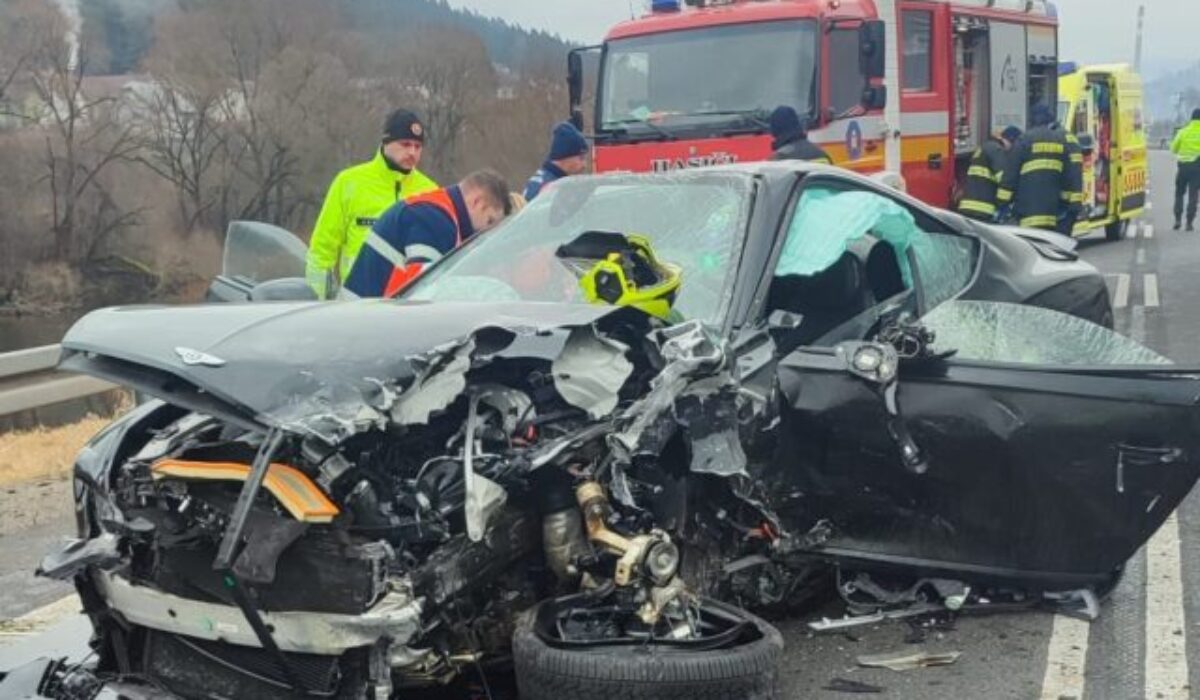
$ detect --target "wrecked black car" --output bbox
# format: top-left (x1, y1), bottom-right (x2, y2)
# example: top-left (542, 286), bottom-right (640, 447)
top-left (27, 164), bottom-right (1199, 700)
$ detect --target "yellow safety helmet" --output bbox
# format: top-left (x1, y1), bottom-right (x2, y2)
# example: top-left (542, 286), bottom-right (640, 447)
top-left (557, 232), bottom-right (682, 321)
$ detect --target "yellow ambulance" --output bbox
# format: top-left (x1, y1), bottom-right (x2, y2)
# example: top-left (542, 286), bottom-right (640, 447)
top-left (1058, 63), bottom-right (1148, 240)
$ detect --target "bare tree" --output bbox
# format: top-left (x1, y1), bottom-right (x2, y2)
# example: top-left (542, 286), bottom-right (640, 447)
top-left (4, 0), bottom-right (139, 259)
top-left (374, 28), bottom-right (497, 178)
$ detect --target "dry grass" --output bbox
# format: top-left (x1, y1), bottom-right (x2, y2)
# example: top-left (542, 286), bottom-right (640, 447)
top-left (0, 416), bottom-right (115, 486)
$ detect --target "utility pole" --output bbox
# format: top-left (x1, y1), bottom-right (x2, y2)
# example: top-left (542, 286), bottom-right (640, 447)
top-left (1134, 4), bottom-right (1145, 73)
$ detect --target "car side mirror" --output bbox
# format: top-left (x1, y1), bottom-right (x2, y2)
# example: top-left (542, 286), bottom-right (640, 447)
top-left (859, 20), bottom-right (886, 80)
top-left (862, 85), bottom-right (888, 111)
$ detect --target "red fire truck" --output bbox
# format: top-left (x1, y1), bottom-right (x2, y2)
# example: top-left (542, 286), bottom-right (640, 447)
top-left (568, 0), bottom-right (1061, 209)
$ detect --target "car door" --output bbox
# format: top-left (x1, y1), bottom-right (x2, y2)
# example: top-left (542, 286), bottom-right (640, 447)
top-left (773, 301), bottom-right (1200, 589)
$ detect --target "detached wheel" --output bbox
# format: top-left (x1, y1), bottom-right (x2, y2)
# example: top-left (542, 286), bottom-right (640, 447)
top-left (1106, 219), bottom-right (1127, 241)
top-left (512, 595), bottom-right (783, 700)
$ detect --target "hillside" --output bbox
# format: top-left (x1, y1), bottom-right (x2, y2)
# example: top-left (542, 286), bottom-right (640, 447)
top-left (1145, 61), bottom-right (1200, 125)
top-left (80, 0), bottom-right (575, 76)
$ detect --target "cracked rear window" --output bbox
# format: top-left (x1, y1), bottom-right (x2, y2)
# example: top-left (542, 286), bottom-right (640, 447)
top-left (404, 173), bottom-right (752, 325)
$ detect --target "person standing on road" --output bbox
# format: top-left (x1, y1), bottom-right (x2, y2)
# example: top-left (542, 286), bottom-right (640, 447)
top-left (1171, 109), bottom-right (1200, 231)
top-left (524, 122), bottom-right (590, 202)
top-left (342, 170), bottom-right (513, 298)
top-left (958, 126), bottom-right (1022, 222)
top-left (768, 106), bottom-right (832, 164)
top-left (306, 109), bottom-right (439, 298)
top-left (997, 105), bottom-right (1084, 235)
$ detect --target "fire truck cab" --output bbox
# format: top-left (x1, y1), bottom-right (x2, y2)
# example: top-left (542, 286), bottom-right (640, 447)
top-left (571, 0), bottom-right (1060, 210)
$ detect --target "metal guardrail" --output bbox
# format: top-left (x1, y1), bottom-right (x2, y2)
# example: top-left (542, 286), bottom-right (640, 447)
top-left (0, 344), bottom-right (116, 418)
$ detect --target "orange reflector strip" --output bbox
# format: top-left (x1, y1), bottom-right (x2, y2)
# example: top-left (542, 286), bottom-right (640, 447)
top-left (151, 459), bottom-right (340, 524)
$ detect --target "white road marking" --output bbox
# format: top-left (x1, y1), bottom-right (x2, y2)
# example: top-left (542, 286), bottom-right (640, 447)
top-left (1137, 248), bottom-right (1147, 265)
top-left (1145, 512), bottom-right (1190, 700)
top-left (1131, 306), bottom-right (1147, 345)
top-left (1144, 223), bottom-right (1155, 239)
top-left (1145, 273), bottom-right (1160, 308)
top-left (1040, 614), bottom-right (1091, 700)
top-left (1111, 273), bottom-right (1131, 309)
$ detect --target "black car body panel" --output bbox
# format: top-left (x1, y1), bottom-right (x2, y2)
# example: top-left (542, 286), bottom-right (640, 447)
top-left (60, 301), bottom-right (621, 436)
top-left (35, 163), bottom-right (1172, 698)
top-left (777, 348), bottom-right (1200, 585)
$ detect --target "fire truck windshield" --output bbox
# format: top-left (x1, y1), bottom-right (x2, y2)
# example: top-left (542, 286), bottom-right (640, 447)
top-left (598, 20), bottom-right (817, 140)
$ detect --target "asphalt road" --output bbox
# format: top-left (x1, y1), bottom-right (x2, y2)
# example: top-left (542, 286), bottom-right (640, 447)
top-left (2, 150), bottom-right (1197, 699)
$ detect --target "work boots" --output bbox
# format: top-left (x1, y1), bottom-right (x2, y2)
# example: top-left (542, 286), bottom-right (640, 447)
top-left (1175, 219), bottom-right (1183, 231)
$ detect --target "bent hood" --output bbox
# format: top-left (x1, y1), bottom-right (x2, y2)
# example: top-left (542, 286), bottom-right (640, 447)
top-left (60, 300), bottom-right (625, 436)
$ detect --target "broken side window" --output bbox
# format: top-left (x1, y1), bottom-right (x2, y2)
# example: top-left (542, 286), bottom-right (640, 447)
top-left (925, 300), bottom-right (1170, 366)
top-left (767, 186), bottom-right (977, 348)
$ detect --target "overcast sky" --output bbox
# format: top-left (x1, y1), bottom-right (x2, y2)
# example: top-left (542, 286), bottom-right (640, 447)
top-left (447, 0), bottom-right (1195, 79)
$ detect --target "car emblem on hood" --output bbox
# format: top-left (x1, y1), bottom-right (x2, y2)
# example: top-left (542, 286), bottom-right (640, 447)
top-left (175, 347), bottom-right (226, 367)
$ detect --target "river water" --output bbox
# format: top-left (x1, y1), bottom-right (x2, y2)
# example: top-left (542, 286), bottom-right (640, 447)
top-left (0, 314), bottom-right (81, 353)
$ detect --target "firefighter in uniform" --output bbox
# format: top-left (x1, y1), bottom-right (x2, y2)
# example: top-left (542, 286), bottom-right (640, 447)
top-left (769, 106), bottom-right (832, 164)
top-left (306, 110), bottom-right (439, 299)
top-left (997, 105), bottom-right (1083, 235)
top-left (341, 170), bottom-right (512, 298)
top-left (524, 122), bottom-right (590, 202)
top-left (958, 126), bottom-right (1022, 222)
top-left (1171, 108), bottom-right (1200, 231)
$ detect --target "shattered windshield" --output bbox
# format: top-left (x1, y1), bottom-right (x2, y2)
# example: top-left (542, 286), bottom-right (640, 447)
top-left (405, 173), bottom-right (752, 325)
top-left (925, 301), bottom-right (1171, 366)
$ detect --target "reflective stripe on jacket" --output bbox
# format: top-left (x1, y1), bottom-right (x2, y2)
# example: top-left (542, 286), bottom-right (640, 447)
top-left (997, 125), bottom-right (1083, 231)
top-left (342, 187), bottom-right (472, 299)
top-left (1172, 121), bottom-right (1200, 164)
top-left (306, 149), bottom-right (437, 298)
top-left (958, 137), bottom-right (1009, 221)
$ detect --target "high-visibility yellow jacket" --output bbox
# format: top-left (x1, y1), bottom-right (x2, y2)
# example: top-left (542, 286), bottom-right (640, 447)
top-left (1171, 120), bottom-right (1200, 164)
top-left (306, 150), bottom-right (437, 297)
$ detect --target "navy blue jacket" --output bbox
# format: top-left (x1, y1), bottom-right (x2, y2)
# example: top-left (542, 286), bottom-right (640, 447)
top-left (343, 186), bottom-right (474, 298)
top-left (523, 161), bottom-right (567, 201)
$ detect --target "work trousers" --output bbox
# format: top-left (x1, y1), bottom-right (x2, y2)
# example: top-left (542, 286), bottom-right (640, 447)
top-left (1175, 160), bottom-right (1200, 225)
top-left (1056, 209), bottom-right (1079, 237)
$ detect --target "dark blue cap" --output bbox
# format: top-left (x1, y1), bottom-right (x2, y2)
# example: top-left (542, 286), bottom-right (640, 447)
top-left (548, 122), bottom-right (589, 161)
top-left (1001, 125), bottom-right (1023, 142)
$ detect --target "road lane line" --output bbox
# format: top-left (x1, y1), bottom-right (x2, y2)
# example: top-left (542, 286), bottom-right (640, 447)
top-left (1040, 614), bottom-right (1091, 700)
top-left (1145, 273), bottom-right (1160, 308)
top-left (1137, 248), bottom-right (1147, 265)
top-left (1145, 512), bottom-right (1189, 699)
top-left (1111, 273), bottom-right (1131, 309)
top-left (1144, 223), bottom-right (1155, 239)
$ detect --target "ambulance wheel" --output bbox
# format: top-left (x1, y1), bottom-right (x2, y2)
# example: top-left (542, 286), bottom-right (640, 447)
top-left (1105, 219), bottom-right (1127, 242)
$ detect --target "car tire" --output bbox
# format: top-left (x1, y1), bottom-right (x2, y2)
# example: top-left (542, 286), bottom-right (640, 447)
top-left (1105, 219), bottom-right (1127, 242)
top-left (512, 597), bottom-right (784, 700)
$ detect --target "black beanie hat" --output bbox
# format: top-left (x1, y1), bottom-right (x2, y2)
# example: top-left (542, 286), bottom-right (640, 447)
top-left (769, 106), bottom-right (805, 149)
top-left (383, 109), bottom-right (426, 144)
